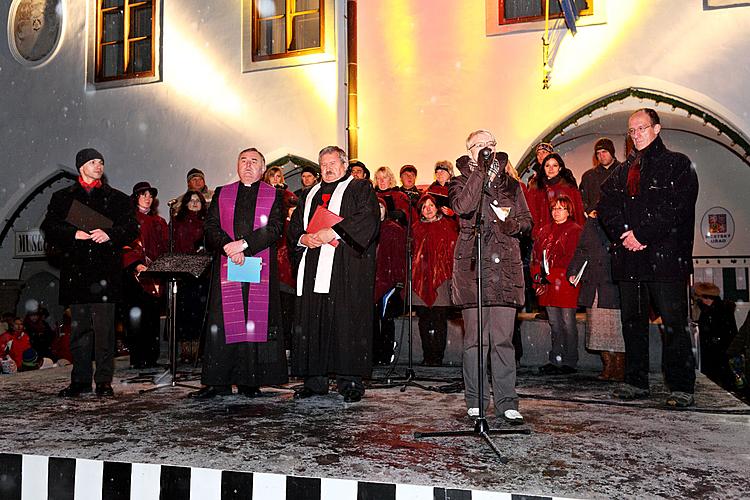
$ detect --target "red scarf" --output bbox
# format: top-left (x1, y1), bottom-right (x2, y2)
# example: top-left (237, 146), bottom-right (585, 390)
top-left (626, 153), bottom-right (641, 197)
top-left (78, 176), bottom-right (102, 191)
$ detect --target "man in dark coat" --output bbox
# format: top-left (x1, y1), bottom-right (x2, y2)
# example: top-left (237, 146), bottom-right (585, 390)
top-left (598, 108), bottom-right (699, 407)
top-left (41, 148), bottom-right (139, 397)
top-left (450, 129), bottom-right (532, 425)
top-left (579, 137), bottom-right (620, 217)
top-left (189, 148), bottom-right (288, 399)
top-left (288, 145), bottom-right (380, 403)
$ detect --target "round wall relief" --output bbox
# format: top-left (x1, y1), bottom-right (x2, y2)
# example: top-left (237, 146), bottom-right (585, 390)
top-left (8, 0), bottom-right (63, 65)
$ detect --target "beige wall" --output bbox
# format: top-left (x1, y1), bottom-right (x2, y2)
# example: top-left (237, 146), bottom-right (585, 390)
top-left (356, 0), bottom-right (750, 182)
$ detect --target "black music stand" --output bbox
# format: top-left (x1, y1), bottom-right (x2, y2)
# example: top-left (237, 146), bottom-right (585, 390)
top-left (139, 253), bottom-right (211, 394)
top-left (414, 148), bottom-right (530, 462)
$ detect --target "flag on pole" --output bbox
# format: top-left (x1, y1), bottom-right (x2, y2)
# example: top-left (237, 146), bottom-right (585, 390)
top-left (558, 0), bottom-right (578, 34)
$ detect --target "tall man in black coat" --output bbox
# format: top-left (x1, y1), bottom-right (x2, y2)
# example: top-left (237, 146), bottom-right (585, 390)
top-left (598, 108), bottom-right (699, 407)
top-left (189, 148), bottom-right (288, 399)
top-left (288, 146), bottom-right (380, 403)
top-left (41, 148), bottom-right (139, 397)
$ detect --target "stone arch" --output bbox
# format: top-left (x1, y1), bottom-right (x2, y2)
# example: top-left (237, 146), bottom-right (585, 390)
top-left (517, 87), bottom-right (750, 176)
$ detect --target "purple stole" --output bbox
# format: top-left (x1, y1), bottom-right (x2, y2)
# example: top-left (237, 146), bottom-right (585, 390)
top-left (218, 181), bottom-right (275, 343)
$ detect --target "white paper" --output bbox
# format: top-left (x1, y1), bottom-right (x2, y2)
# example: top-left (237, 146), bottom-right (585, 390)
top-left (490, 204), bottom-right (511, 222)
top-left (572, 260), bottom-right (588, 287)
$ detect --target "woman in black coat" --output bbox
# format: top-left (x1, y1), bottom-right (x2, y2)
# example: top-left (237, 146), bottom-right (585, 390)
top-left (567, 216), bottom-right (624, 380)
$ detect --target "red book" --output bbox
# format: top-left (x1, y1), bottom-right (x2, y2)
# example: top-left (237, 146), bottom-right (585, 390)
top-left (307, 205), bottom-right (344, 247)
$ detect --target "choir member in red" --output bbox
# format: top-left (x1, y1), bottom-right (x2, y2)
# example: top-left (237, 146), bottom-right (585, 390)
top-left (412, 194), bottom-right (458, 365)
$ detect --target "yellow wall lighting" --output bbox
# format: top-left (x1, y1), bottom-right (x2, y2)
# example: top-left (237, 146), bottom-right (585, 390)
top-left (163, 27), bottom-right (246, 121)
top-left (547, 1), bottom-right (639, 88)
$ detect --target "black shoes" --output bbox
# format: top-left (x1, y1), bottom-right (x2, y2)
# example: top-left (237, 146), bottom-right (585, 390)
top-left (58, 383), bottom-right (92, 398)
top-left (342, 388), bottom-right (363, 403)
top-left (237, 386), bottom-right (263, 398)
top-left (188, 386), bottom-right (231, 399)
top-left (95, 384), bottom-right (115, 397)
top-left (612, 383), bottom-right (650, 400)
top-left (293, 387), bottom-right (317, 399)
top-left (538, 363), bottom-right (576, 375)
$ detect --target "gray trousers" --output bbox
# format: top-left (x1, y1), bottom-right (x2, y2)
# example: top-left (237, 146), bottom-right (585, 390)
top-left (462, 306), bottom-right (518, 414)
top-left (70, 303), bottom-right (116, 386)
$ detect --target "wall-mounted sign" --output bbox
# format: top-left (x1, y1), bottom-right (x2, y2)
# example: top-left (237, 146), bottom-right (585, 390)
top-left (8, 0), bottom-right (63, 65)
top-left (700, 206), bottom-right (734, 249)
top-left (14, 229), bottom-right (46, 258)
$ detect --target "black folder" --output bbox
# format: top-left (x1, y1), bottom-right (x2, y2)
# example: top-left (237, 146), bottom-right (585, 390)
top-left (65, 199), bottom-right (113, 232)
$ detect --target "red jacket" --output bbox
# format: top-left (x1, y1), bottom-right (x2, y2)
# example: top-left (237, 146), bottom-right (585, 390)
top-left (172, 211), bottom-right (205, 253)
top-left (412, 215), bottom-right (458, 306)
top-left (123, 210), bottom-right (168, 269)
top-left (375, 188), bottom-right (417, 225)
top-left (531, 219), bottom-right (583, 308)
top-left (0, 331), bottom-right (32, 368)
top-left (526, 180), bottom-right (584, 240)
top-left (374, 219), bottom-right (406, 302)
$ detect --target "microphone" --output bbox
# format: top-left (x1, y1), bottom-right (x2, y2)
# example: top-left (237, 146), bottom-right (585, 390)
top-left (167, 198), bottom-right (178, 207)
top-left (479, 147), bottom-right (494, 170)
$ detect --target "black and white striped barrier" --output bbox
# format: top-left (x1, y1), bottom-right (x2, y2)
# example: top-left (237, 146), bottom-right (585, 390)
top-left (0, 453), bottom-right (563, 499)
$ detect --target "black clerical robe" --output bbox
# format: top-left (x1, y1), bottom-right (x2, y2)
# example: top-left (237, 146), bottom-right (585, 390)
top-left (202, 181), bottom-right (288, 386)
top-left (288, 175), bottom-right (380, 377)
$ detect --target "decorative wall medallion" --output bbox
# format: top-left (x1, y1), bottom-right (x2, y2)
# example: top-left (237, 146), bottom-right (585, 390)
top-left (8, 0), bottom-right (63, 65)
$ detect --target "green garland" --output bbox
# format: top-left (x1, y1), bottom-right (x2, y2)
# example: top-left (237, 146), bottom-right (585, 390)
top-left (518, 87), bottom-right (750, 175)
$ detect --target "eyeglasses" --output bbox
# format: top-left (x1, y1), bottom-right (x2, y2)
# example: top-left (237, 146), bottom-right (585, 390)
top-left (469, 140), bottom-right (496, 150)
top-left (627, 125), bottom-right (653, 136)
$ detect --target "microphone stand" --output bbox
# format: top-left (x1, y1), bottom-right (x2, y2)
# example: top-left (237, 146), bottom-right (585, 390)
top-left (414, 149), bottom-right (530, 462)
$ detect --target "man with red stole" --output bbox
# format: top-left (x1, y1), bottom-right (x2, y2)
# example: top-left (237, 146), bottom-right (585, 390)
top-left (189, 148), bottom-right (287, 399)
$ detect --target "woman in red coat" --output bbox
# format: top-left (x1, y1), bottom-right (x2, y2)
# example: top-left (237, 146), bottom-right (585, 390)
top-left (531, 194), bottom-right (583, 374)
top-left (526, 153), bottom-right (584, 240)
top-left (412, 194), bottom-right (458, 365)
top-left (122, 182), bottom-right (168, 368)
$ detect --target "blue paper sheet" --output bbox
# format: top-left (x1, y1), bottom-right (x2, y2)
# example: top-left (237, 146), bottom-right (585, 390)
top-left (227, 257), bottom-right (262, 283)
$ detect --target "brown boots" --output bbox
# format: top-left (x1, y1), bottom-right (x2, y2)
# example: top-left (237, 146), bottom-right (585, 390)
top-left (598, 351), bottom-right (625, 381)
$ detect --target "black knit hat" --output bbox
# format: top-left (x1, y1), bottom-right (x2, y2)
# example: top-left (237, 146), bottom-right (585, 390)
top-left (301, 165), bottom-right (320, 177)
top-left (594, 138), bottom-right (616, 157)
top-left (186, 168), bottom-right (205, 182)
top-left (75, 148), bottom-right (104, 169)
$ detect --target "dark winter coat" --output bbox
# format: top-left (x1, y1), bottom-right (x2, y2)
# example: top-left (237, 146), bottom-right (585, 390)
top-left (449, 154), bottom-right (532, 308)
top-left (531, 219), bottom-right (582, 309)
top-left (579, 161), bottom-right (620, 214)
top-left (567, 217), bottom-right (620, 309)
top-left (288, 176), bottom-right (380, 377)
top-left (41, 183), bottom-right (139, 305)
top-left (598, 136), bottom-right (698, 282)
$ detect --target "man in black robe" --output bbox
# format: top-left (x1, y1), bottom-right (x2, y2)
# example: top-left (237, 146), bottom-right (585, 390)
top-left (189, 148), bottom-right (287, 399)
top-left (288, 145), bottom-right (380, 402)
